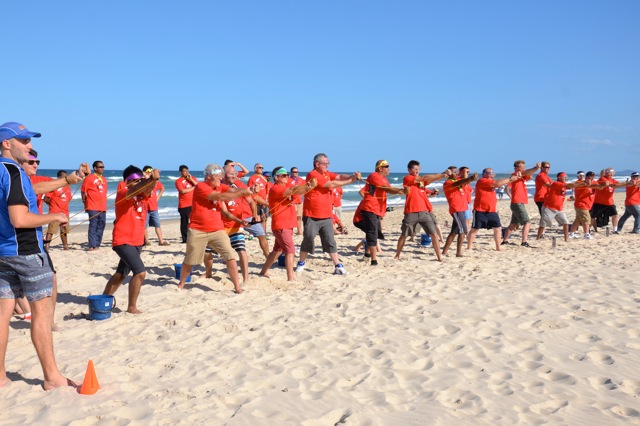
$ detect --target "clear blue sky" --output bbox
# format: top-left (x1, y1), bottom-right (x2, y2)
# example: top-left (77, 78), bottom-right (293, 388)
top-left (4, 1), bottom-right (639, 174)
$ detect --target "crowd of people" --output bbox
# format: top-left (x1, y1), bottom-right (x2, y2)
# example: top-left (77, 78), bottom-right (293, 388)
top-left (1, 121), bottom-right (639, 391)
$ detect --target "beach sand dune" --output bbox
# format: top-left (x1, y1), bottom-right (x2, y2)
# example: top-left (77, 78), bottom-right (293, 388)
top-left (2, 195), bottom-right (639, 424)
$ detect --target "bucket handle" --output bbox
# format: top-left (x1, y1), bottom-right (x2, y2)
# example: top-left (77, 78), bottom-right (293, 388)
top-left (111, 296), bottom-right (117, 311)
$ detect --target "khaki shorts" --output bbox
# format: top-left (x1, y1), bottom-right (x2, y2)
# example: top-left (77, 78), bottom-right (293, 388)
top-left (574, 208), bottom-right (591, 226)
top-left (184, 229), bottom-right (237, 265)
top-left (540, 207), bottom-right (569, 227)
top-left (46, 220), bottom-right (69, 235)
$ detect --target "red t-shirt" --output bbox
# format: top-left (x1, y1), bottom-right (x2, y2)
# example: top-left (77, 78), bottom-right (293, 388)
top-left (112, 186), bottom-right (148, 246)
top-left (223, 179), bottom-right (252, 220)
top-left (574, 182), bottom-right (596, 210)
top-left (403, 174), bottom-right (433, 213)
top-left (30, 175), bottom-right (53, 214)
top-left (175, 176), bottom-right (198, 208)
top-left (81, 174), bottom-right (108, 211)
top-left (248, 174), bottom-right (269, 199)
top-left (269, 183), bottom-right (297, 231)
top-left (594, 177), bottom-right (618, 206)
top-left (147, 181), bottom-right (164, 211)
top-left (443, 178), bottom-right (468, 214)
top-left (189, 182), bottom-right (228, 232)
top-left (360, 172), bottom-right (389, 217)
top-left (288, 176), bottom-right (305, 204)
top-left (303, 169), bottom-right (339, 219)
top-left (509, 174), bottom-right (531, 204)
top-left (543, 181), bottom-right (567, 211)
top-left (534, 172), bottom-right (552, 203)
top-left (473, 178), bottom-right (498, 212)
top-left (46, 186), bottom-right (72, 215)
top-left (332, 187), bottom-right (343, 208)
top-left (625, 184), bottom-right (640, 206)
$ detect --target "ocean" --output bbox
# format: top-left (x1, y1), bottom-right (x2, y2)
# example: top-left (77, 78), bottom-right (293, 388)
top-left (35, 169), bottom-right (632, 225)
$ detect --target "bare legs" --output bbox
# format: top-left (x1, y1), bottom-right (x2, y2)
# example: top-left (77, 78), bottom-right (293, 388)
top-left (103, 271), bottom-right (144, 314)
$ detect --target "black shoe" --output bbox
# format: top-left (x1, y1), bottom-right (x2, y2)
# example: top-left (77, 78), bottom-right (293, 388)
top-left (364, 253), bottom-right (371, 258)
top-left (500, 241), bottom-right (509, 246)
top-left (521, 242), bottom-right (531, 248)
top-left (371, 260), bottom-right (378, 266)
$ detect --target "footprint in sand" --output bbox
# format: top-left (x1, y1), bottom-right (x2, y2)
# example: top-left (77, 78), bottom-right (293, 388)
top-left (587, 351), bottom-right (615, 365)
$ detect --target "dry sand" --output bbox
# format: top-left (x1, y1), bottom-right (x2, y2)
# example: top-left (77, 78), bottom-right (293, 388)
top-left (2, 194), bottom-right (639, 425)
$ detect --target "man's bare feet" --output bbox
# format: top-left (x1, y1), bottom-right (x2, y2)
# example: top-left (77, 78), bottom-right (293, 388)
top-left (233, 288), bottom-right (244, 294)
top-left (126, 308), bottom-right (142, 314)
top-left (258, 273), bottom-right (270, 278)
top-left (0, 375), bottom-right (11, 388)
top-left (43, 377), bottom-right (78, 391)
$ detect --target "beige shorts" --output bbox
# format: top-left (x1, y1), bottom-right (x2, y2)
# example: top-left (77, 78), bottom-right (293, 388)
top-left (574, 208), bottom-right (591, 226)
top-left (46, 221), bottom-right (69, 235)
top-left (184, 229), bottom-right (237, 265)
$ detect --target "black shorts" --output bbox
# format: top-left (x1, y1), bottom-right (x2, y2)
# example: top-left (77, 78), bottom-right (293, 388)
top-left (472, 211), bottom-right (501, 230)
top-left (113, 245), bottom-right (145, 276)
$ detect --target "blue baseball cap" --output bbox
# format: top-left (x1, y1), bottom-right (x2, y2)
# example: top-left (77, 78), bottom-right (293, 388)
top-left (0, 122), bottom-right (41, 141)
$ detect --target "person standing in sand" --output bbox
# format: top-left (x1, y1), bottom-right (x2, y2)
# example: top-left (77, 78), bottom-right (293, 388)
top-left (467, 168), bottom-right (517, 251)
top-left (394, 160), bottom-right (450, 261)
top-left (103, 165), bottom-right (161, 314)
top-left (175, 165), bottom-right (198, 244)
top-left (81, 160), bottom-right (108, 251)
top-left (295, 153), bottom-right (361, 275)
top-left (142, 165), bottom-right (170, 246)
top-left (535, 172), bottom-right (589, 242)
top-left (0, 121), bottom-right (78, 390)
top-left (591, 167), bottom-right (628, 234)
top-left (616, 171), bottom-right (640, 234)
top-left (353, 160), bottom-right (406, 266)
top-left (44, 170), bottom-right (72, 250)
top-left (177, 164), bottom-right (254, 294)
top-left (260, 167), bottom-right (317, 281)
top-left (569, 171), bottom-right (608, 239)
top-left (501, 160), bottom-right (541, 248)
top-left (534, 161), bottom-right (553, 216)
top-left (441, 166), bottom-right (478, 257)
top-left (289, 166), bottom-right (305, 235)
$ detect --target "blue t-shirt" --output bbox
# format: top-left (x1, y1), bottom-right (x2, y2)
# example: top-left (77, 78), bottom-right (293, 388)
top-left (0, 157), bottom-right (44, 256)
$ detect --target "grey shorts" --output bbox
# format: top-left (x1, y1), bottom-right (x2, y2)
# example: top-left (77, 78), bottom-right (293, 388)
top-left (0, 254), bottom-right (54, 302)
top-left (245, 217), bottom-right (266, 237)
top-left (540, 207), bottom-right (569, 227)
top-left (401, 211), bottom-right (437, 236)
top-left (450, 211), bottom-right (468, 235)
top-left (300, 217), bottom-right (337, 254)
top-left (510, 203), bottom-right (530, 225)
top-left (146, 210), bottom-right (161, 228)
top-left (113, 244), bottom-right (146, 276)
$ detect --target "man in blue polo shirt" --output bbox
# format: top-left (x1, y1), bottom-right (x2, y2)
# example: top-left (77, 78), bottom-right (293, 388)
top-left (0, 122), bottom-right (77, 390)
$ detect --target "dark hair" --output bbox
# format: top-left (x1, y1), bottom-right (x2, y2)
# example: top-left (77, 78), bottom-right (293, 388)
top-left (92, 160), bottom-right (103, 168)
top-left (407, 160), bottom-right (420, 169)
top-left (586, 171), bottom-right (595, 177)
top-left (29, 149), bottom-right (38, 158)
top-left (459, 166), bottom-right (469, 172)
top-left (272, 166), bottom-right (285, 177)
top-left (290, 166), bottom-right (298, 172)
top-left (224, 159), bottom-right (233, 165)
top-left (143, 165), bottom-right (152, 171)
top-left (179, 165), bottom-right (189, 172)
top-left (56, 170), bottom-right (67, 178)
top-left (122, 165), bottom-right (143, 181)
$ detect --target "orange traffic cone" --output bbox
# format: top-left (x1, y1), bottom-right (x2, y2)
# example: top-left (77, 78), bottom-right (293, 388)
top-left (79, 360), bottom-right (100, 395)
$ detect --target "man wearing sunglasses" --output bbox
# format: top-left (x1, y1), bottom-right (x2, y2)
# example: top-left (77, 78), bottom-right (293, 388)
top-left (0, 121), bottom-right (78, 389)
top-left (81, 160), bottom-right (108, 251)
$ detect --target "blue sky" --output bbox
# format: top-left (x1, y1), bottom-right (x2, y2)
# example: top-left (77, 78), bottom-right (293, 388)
top-left (3, 1), bottom-right (639, 174)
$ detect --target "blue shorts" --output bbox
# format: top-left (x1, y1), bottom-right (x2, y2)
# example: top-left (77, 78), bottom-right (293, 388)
top-left (146, 210), bottom-right (161, 228)
top-left (0, 254), bottom-right (54, 302)
top-left (245, 217), bottom-right (266, 237)
top-left (472, 211), bottom-right (502, 230)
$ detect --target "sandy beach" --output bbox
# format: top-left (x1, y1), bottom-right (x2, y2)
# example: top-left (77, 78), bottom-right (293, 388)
top-left (2, 194), bottom-right (639, 424)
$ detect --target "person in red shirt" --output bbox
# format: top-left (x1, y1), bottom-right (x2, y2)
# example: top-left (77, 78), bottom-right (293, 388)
top-left (536, 172), bottom-right (588, 242)
top-left (467, 168), bottom-right (517, 251)
top-left (353, 160), bottom-right (406, 266)
top-left (289, 166), bottom-right (305, 235)
top-left (175, 165), bottom-right (198, 243)
top-left (223, 159), bottom-right (249, 178)
top-left (569, 171), bottom-right (609, 239)
top-left (534, 161), bottom-right (553, 215)
top-left (141, 165), bottom-right (169, 246)
top-left (260, 167), bottom-right (317, 281)
top-left (296, 153), bottom-right (361, 275)
top-left (44, 170), bottom-right (72, 250)
top-left (177, 164), bottom-right (254, 293)
top-left (442, 166), bottom-right (478, 257)
top-left (332, 186), bottom-right (343, 219)
top-left (81, 160), bottom-right (108, 251)
top-left (591, 168), bottom-right (629, 233)
top-left (393, 160), bottom-right (450, 261)
top-left (616, 172), bottom-right (640, 234)
top-left (102, 165), bottom-right (160, 314)
top-left (248, 163), bottom-right (270, 231)
top-left (501, 160), bottom-right (541, 247)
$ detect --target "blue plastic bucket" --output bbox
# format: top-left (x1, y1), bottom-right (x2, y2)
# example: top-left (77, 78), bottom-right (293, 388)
top-left (277, 254), bottom-right (286, 267)
top-left (87, 295), bottom-right (116, 321)
top-left (420, 234), bottom-right (432, 246)
top-left (174, 264), bottom-right (191, 282)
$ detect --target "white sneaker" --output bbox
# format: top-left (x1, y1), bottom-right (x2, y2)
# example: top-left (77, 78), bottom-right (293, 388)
top-left (569, 232), bottom-right (579, 239)
top-left (294, 261), bottom-right (305, 272)
top-left (334, 264), bottom-right (348, 275)
top-left (584, 233), bottom-right (593, 240)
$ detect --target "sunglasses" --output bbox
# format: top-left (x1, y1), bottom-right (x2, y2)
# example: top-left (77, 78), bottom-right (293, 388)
top-left (256, 167), bottom-right (264, 169)
top-left (380, 165), bottom-right (390, 168)
top-left (28, 160), bottom-right (40, 165)
top-left (277, 174), bottom-right (289, 178)
top-left (95, 165), bottom-right (105, 169)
